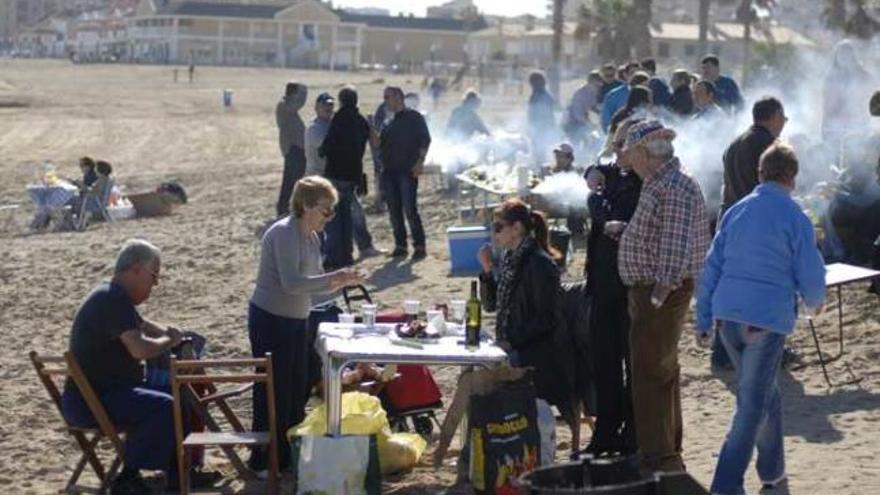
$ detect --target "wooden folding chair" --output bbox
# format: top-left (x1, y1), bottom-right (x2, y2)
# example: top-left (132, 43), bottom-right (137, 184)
top-left (29, 351), bottom-right (125, 494)
top-left (171, 355), bottom-right (279, 495)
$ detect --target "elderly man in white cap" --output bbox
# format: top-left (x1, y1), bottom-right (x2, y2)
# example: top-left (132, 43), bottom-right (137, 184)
top-left (617, 120), bottom-right (711, 473)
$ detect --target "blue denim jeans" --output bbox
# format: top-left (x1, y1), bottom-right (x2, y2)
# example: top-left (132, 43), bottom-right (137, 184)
top-left (381, 171), bottom-right (425, 250)
top-left (351, 192), bottom-right (374, 252)
top-left (711, 321), bottom-right (786, 495)
top-left (62, 384), bottom-right (178, 474)
top-left (323, 180), bottom-right (356, 268)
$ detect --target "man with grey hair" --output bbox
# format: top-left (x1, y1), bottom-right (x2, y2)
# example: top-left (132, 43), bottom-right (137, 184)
top-left (61, 239), bottom-right (197, 493)
top-left (696, 143), bottom-right (825, 494)
top-left (617, 120), bottom-right (711, 473)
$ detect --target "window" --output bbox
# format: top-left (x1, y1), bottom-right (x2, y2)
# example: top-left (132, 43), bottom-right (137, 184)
top-left (713, 45), bottom-right (723, 55)
top-left (684, 44), bottom-right (695, 56)
top-left (658, 42), bottom-right (670, 58)
top-left (179, 19), bottom-right (193, 28)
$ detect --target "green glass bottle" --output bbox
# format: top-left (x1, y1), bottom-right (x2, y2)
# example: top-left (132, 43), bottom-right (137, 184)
top-left (465, 280), bottom-right (481, 349)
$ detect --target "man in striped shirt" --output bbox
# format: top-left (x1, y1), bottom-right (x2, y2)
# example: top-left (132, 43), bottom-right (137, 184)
top-left (617, 120), bottom-right (711, 473)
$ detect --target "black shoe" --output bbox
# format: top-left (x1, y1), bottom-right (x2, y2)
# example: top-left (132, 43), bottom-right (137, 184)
top-left (390, 247), bottom-right (408, 258)
top-left (167, 468), bottom-right (223, 491)
top-left (411, 247), bottom-right (427, 261)
top-left (110, 472), bottom-right (151, 495)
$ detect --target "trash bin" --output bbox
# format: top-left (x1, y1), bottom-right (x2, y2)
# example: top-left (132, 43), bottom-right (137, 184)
top-left (517, 455), bottom-right (710, 494)
top-left (517, 455), bottom-right (641, 493)
top-left (222, 89), bottom-right (233, 107)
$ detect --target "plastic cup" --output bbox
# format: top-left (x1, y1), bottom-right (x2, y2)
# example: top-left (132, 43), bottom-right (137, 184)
top-left (361, 304), bottom-right (377, 328)
top-left (426, 309), bottom-right (443, 323)
top-left (403, 300), bottom-right (420, 321)
top-left (339, 313), bottom-right (355, 324)
top-left (450, 299), bottom-right (466, 322)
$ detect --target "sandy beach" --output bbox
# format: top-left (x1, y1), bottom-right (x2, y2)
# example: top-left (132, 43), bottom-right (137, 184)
top-left (1, 59), bottom-right (879, 494)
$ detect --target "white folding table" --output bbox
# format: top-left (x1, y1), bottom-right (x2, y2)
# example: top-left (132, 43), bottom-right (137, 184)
top-left (806, 263), bottom-right (880, 386)
top-left (316, 322), bottom-right (508, 436)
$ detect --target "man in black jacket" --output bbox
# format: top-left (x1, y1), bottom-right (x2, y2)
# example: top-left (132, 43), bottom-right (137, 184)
top-left (320, 86), bottom-right (371, 269)
top-left (376, 86), bottom-right (431, 260)
top-left (721, 97), bottom-right (787, 213)
top-left (712, 97), bottom-right (787, 370)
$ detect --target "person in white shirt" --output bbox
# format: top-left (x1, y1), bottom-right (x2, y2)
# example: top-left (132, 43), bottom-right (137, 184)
top-left (304, 93), bottom-right (335, 176)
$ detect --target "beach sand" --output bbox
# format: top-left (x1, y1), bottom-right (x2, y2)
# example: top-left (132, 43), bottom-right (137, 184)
top-left (1, 59), bottom-right (879, 494)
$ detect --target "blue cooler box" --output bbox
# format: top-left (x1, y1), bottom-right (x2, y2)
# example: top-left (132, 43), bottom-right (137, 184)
top-left (447, 225), bottom-right (490, 273)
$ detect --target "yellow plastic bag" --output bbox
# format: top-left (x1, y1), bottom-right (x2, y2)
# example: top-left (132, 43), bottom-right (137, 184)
top-left (288, 392), bottom-right (427, 474)
top-left (291, 392), bottom-right (389, 437)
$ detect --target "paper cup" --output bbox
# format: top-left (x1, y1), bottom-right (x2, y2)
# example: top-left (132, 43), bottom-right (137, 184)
top-left (339, 313), bottom-right (355, 324)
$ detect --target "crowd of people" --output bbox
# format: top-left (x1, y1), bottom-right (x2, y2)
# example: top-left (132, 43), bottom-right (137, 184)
top-left (56, 44), bottom-right (879, 495)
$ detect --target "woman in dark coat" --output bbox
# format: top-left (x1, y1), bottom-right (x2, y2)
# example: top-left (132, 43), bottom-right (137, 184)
top-left (582, 118), bottom-right (643, 456)
top-left (477, 199), bottom-right (577, 442)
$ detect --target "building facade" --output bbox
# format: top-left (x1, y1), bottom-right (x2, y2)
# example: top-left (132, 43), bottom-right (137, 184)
top-left (127, 0), bottom-right (364, 68)
top-left (126, 0), bottom-right (486, 69)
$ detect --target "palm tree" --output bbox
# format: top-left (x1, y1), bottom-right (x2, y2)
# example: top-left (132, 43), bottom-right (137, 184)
top-left (550, 0), bottom-right (566, 98)
top-left (698, 0), bottom-right (711, 57)
top-left (823, 0), bottom-right (848, 30)
top-left (631, 0), bottom-right (653, 57)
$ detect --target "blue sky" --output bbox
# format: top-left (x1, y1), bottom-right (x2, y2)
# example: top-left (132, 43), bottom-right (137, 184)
top-left (334, 0), bottom-right (549, 18)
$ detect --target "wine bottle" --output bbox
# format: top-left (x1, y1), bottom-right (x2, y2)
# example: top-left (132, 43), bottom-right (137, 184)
top-left (465, 280), bottom-right (481, 349)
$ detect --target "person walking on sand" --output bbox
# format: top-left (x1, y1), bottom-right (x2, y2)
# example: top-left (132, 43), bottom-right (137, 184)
top-left (275, 82), bottom-right (308, 217)
top-left (696, 143), bottom-right (825, 495)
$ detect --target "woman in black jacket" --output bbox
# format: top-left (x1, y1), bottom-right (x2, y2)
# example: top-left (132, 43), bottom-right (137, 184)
top-left (477, 199), bottom-right (576, 433)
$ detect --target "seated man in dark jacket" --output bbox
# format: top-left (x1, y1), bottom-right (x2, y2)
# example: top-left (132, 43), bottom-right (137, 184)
top-left (60, 239), bottom-right (200, 493)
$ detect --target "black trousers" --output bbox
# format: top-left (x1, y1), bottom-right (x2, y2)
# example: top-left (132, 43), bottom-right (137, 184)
top-left (276, 145), bottom-right (306, 217)
top-left (247, 303), bottom-right (313, 470)
top-left (588, 240), bottom-right (636, 453)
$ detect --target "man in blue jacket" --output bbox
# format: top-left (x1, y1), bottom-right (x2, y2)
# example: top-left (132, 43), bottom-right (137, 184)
top-left (696, 143), bottom-right (826, 495)
top-left (700, 55), bottom-right (743, 112)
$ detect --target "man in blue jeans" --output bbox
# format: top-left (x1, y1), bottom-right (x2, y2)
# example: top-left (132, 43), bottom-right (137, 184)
top-left (696, 143), bottom-right (826, 495)
top-left (320, 86), bottom-right (371, 269)
top-left (375, 86), bottom-right (431, 260)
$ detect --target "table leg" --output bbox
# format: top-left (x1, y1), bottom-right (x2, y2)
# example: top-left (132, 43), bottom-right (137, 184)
top-left (808, 318), bottom-right (832, 388)
top-left (837, 285), bottom-right (844, 357)
top-left (325, 357), bottom-right (346, 437)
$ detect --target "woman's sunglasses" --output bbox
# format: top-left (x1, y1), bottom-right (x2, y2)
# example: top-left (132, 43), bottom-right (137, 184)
top-left (492, 221), bottom-right (509, 233)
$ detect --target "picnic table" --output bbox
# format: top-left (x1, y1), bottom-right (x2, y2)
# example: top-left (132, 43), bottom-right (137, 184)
top-left (316, 322), bottom-right (508, 436)
top-left (26, 181), bottom-right (78, 229)
top-left (806, 262), bottom-right (880, 386)
top-left (27, 181), bottom-right (77, 211)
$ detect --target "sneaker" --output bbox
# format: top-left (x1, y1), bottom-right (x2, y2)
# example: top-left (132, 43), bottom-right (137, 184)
top-left (411, 247), bottom-right (427, 262)
top-left (761, 474), bottom-right (787, 491)
top-left (390, 247), bottom-right (408, 258)
top-left (110, 472), bottom-right (150, 495)
top-left (781, 347), bottom-right (800, 368)
top-left (359, 246), bottom-right (384, 258)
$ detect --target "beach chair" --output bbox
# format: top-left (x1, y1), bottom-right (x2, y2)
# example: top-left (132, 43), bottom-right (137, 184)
top-left (170, 356), bottom-right (279, 495)
top-left (77, 177), bottom-right (115, 231)
top-left (1, 204), bottom-right (19, 232)
top-left (29, 351), bottom-right (125, 494)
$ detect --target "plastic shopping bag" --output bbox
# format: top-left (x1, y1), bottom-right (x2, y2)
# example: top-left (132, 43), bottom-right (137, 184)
top-left (290, 434), bottom-right (381, 495)
top-left (289, 392), bottom-right (427, 474)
